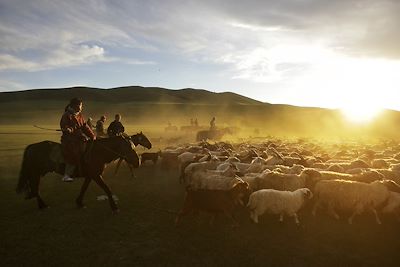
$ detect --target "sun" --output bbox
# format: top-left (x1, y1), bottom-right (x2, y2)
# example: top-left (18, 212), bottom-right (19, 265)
top-left (340, 104), bottom-right (382, 123)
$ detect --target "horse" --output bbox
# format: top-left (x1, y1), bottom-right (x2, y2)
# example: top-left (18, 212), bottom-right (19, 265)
top-left (196, 127), bottom-right (233, 141)
top-left (113, 131), bottom-right (152, 177)
top-left (16, 133), bottom-right (151, 213)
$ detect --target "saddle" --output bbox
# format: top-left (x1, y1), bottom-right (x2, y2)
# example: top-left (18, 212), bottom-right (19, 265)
top-left (49, 141), bottom-right (94, 178)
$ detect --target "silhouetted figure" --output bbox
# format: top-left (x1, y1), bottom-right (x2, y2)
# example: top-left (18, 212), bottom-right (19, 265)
top-left (86, 117), bottom-right (95, 129)
top-left (210, 117), bottom-right (216, 130)
top-left (194, 118), bottom-right (198, 127)
top-left (96, 115), bottom-right (107, 137)
top-left (107, 114), bottom-right (125, 137)
top-left (190, 118), bottom-right (194, 126)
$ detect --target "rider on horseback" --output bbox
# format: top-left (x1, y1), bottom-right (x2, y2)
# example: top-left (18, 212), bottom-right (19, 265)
top-left (210, 116), bottom-right (216, 131)
top-left (107, 114), bottom-right (125, 137)
top-left (60, 98), bottom-right (95, 182)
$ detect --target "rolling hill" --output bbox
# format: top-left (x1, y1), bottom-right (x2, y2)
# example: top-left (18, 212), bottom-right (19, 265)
top-left (0, 86), bottom-right (399, 139)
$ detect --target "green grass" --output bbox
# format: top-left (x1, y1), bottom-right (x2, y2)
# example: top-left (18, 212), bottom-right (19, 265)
top-left (1, 125), bottom-right (400, 266)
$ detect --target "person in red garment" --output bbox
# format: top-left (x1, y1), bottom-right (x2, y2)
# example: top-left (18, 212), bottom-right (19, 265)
top-left (60, 98), bottom-right (95, 182)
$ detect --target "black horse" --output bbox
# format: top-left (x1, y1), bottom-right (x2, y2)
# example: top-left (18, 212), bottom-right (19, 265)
top-left (16, 132), bottom-right (152, 213)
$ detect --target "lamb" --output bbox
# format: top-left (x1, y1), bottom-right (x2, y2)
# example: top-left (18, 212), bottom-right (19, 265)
top-left (247, 188), bottom-right (313, 224)
top-left (312, 179), bottom-right (400, 224)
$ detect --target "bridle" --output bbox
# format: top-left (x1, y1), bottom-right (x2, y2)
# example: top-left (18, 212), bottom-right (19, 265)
top-left (88, 137), bottom-right (136, 162)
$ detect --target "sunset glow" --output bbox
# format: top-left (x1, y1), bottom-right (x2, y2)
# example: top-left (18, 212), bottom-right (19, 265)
top-left (340, 105), bottom-right (382, 123)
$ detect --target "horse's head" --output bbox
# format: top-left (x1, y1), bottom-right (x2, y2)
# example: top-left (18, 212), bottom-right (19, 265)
top-left (130, 132), bottom-right (152, 149)
top-left (117, 135), bottom-right (140, 168)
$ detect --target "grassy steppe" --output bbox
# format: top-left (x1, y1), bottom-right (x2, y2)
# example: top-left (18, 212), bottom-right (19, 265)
top-left (1, 125), bottom-right (400, 266)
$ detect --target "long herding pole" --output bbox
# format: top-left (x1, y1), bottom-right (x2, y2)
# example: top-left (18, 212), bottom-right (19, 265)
top-left (33, 125), bottom-right (62, 131)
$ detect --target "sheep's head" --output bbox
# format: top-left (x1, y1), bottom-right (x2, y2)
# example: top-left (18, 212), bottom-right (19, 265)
top-left (231, 180), bottom-right (250, 205)
top-left (226, 163), bottom-right (240, 176)
top-left (381, 180), bottom-right (400, 193)
top-left (301, 188), bottom-right (313, 199)
top-left (301, 168), bottom-right (321, 180)
top-left (300, 169), bottom-right (322, 190)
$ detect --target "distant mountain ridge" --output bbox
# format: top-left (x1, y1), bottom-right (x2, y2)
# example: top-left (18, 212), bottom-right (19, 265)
top-left (0, 86), bottom-right (264, 105)
top-left (1, 85), bottom-right (400, 139)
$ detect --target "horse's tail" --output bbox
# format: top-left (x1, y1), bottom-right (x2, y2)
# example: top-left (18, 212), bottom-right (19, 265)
top-left (16, 144), bottom-right (32, 194)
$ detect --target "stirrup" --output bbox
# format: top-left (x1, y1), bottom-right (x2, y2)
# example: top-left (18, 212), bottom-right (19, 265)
top-left (62, 175), bottom-right (74, 182)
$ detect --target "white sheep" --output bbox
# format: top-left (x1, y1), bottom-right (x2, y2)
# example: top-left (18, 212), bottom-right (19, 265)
top-left (188, 164), bottom-right (238, 190)
top-left (312, 179), bottom-right (400, 224)
top-left (247, 188), bottom-right (313, 224)
top-left (178, 151), bottom-right (203, 167)
top-left (183, 157), bottom-right (221, 183)
top-left (216, 162), bottom-right (252, 174)
top-left (241, 170), bottom-right (272, 192)
top-left (256, 169), bottom-right (317, 192)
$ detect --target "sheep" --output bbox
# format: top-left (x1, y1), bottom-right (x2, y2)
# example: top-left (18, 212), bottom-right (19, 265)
top-left (241, 170), bottom-right (272, 192)
top-left (270, 164), bottom-right (305, 175)
top-left (197, 176), bottom-right (245, 191)
top-left (352, 170), bottom-right (385, 183)
top-left (325, 159), bottom-right (370, 171)
top-left (390, 163), bottom-right (400, 172)
top-left (371, 159), bottom-right (389, 169)
top-left (216, 162), bottom-right (252, 174)
top-left (382, 192), bottom-right (400, 221)
top-left (182, 157), bottom-right (221, 184)
top-left (241, 173), bottom-right (261, 192)
top-left (375, 169), bottom-right (400, 182)
top-left (327, 164), bottom-right (345, 173)
top-left (247, 188), bottom-right (313, 225)
top-left (175, 181), bottom-right (249, 226)
top-left (141, 151), bottom-right (161, 165)
top-left (178, 151), bottom-right (201, 166)
top-left (312, 179), bottom-right (400, 224)
top-left (257, 171), bottom-right (311, 192)
top-left (306, 170), bottom-right (353, 182)
top-left (189, 164), bottom-right (239, 190)
top-left (311, 162), bottom-right (330, 169)
top-left (225, 156), bottom-right (241, 163)
top-left (160, 151), bottom-right (180, 170)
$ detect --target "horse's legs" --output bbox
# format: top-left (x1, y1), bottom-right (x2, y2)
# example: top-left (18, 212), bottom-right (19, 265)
top-left (127, 162), bottom-right (135, 178)
top-left (76, 177), bottom-right (92, 208)
top-left (30, 174), bottom-right (48, 209)
top-left (92, 175), bottom-right (118, 212)
top-left (114, 158), bottom-right (123, 177)
top-left (37, 195), bottom-right (48, 210)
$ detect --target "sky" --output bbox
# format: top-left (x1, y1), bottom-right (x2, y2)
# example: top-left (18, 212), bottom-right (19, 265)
top-left (1, 0), bottom-right (400, 110)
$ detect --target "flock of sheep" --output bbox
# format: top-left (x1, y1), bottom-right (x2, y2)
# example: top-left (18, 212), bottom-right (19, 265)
top-left (157, 138), bottom-right (400, 226)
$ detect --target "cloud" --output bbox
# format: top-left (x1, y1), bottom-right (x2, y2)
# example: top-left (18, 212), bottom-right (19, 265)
top-left (0, 44), bottom-right (110, 71)
top-left (1, 0), bottom-right (400, 96)
top-left (0, 79), bottom-right (26, 91)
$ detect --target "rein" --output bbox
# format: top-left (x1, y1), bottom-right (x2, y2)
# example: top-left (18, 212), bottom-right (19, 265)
top-left (92, 139), bottom-right (134, 161)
